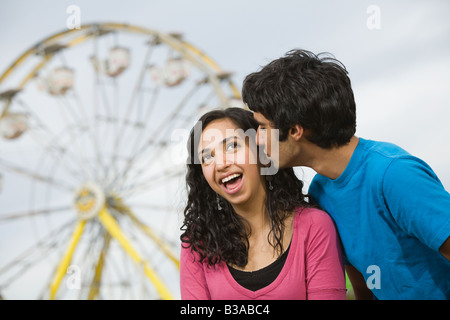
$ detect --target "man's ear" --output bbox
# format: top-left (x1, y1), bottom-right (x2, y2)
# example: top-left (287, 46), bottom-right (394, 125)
top-left (289, 124), bottom-right (304, 141)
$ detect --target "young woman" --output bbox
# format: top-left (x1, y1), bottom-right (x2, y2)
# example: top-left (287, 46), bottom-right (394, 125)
top-left (180, 107), bottom-right (346, 300)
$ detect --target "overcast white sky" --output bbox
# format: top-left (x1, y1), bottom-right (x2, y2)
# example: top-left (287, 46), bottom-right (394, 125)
top-left (0, 0), bottom-right (449, 299)
top-left (1, 0), bottom-right (449, 184)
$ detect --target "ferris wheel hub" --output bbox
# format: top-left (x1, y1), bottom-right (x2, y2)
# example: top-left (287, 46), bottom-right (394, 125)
top-left (73, 181), bottom-right (105, 220)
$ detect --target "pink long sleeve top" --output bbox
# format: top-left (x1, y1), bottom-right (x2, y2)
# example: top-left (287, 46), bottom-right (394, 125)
top-left (180, 207), bottom-right (347, 300)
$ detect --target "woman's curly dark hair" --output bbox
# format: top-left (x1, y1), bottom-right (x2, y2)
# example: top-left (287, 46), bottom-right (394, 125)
top-left (180, 107), bottom-right (312, 268)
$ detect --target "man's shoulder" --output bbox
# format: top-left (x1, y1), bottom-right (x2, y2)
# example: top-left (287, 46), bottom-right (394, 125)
top-left (358, 138), bottom-right (411, 160)
top-left (360, 138), bottom-right (437, 180)
top-left (308, 137), bottom-right (419, 194)
top-left (309, 138), bottom-right (410, 180)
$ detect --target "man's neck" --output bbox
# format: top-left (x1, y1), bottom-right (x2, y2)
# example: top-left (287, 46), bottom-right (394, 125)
top-left (307, 136), bottom-right (359, 180)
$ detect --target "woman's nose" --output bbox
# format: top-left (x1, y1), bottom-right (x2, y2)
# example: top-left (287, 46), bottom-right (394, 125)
top-left (215, 150), bottom-right (233, 171)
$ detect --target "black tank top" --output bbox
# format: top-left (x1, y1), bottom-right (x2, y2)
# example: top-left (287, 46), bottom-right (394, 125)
top-left (227, 242), bottom-right (291, 291)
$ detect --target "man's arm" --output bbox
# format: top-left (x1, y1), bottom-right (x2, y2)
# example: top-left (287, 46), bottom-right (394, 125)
top-left (383, 158), bottom-right (450, 254)
top-left (439, 236), bottom-right (450, 261)
top-left (345, 264), bottom-right (373, 300)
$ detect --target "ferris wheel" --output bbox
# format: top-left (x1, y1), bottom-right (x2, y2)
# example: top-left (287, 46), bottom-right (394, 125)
top-left (0, 23), bottom-right (242, 300)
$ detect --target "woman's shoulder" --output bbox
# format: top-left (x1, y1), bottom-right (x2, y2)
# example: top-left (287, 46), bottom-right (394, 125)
top-left (294, 206), bottom-right (336, 231)
top-left (180, 243), bottom-right (202, 264)
top-left (293, 207), bottom-right (341, 253)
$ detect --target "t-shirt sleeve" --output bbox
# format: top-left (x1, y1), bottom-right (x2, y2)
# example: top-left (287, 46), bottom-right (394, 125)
top-left (309, 177), bottom-right (351, 266)
top-left (305, 210), bottom-right (347, 300)
top-left (180, 245), bottom-right (211, 300)
top-left (382, 157), bottom-right (450, 252)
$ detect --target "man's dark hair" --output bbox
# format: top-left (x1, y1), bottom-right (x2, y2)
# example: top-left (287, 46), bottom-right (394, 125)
top-left (242, 49), bottom-right (356, 149)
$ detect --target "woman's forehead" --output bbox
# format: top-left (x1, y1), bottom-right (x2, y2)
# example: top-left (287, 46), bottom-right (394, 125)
top-left (197, 118), bottom-right (257, 155)
top-left (203, 118), bottom-right (238, 134)
top-left (199, 119), bottom-right (240, 148)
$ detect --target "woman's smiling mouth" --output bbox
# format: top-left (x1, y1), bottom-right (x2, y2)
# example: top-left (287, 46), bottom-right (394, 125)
top-left (219, 173), bottom-right (243, 194)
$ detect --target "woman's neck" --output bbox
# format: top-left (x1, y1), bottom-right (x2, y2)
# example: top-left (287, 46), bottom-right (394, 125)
top-left (230, 205), bottom-right (294, 272)
top-left (231, 189), bottom-right (269, 236)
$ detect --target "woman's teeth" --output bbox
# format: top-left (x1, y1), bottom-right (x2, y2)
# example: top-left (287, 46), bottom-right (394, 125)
top-left (221, 173), bottom-right (241, 184)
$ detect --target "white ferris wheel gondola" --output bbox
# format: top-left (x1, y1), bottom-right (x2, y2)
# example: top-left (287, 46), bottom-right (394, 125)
top-left (91, 46), bottom-right (131, 77)
top-left (0, 112), bottom-right (28, 140)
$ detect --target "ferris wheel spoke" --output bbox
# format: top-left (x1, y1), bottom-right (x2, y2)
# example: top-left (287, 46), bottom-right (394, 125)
top-left (51, 96), bottom-right (97, 181)
top-left (96, 76), bottom-right (114, 116)
top-left (9, 99), bottom-right (94, 184)
top-left (118, 167), bottom-right (185, 199)
top-left (90, 33), bottom-right (116, 184)
top-left (0, 218), bottom-right (75, 290)
top-left (105, 195), bottom-right (180, 269)
top-left (116, 100), bottom-right (206, 189)
top-left (105, 42), bottom-right (156, 183)
top-left (30, 129), bottom-right (91, 186)
top-left (144, 80), bottom-right (202, 142)
top-left (118, 168), bottom-right (186, 198)
top-left (97, 206), bottom-right (174, 299)
top-left (126, 210), bottom-right (179, 269)
top-left (0, 158), bottom-right (74, 191)
top-left (99, 79), bottom-right (120, 184)
top-left (42, 222), bottom-right (102, 300)
top-left (113, 86), bottom-right (161, 179)
top-left (11, 98), bottom-right (95, 182)
top-left (124, 202), bottom-right (179, 211)
top-left (116, 40), bottom-right (155, 142)
top-left (69, 89), bottom-right (109, 182)
top-left (59, 95), bottom-right (88, 133)
top-left (0, 206), bottom-right (72, 222)
top-left (116, 85), bottom-right (162, 176)
top-left (126, 80), bottom-right (220, 175)
top-left (86, 232), bottom-right (111, 300)
top-left (67, 222), bottom-right (108, 299)
top-left (111, 82), bottom-right (202, 190)
top-left (49, 219), bottom-right (86, 299)
top-left (141, 86), bottom-right (161, 124)
top-left (124, 100), bottom-right (207, 176)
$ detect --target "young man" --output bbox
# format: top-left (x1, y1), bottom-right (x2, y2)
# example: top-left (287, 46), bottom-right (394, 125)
top-left (241, 49), bottom-right (450, 300)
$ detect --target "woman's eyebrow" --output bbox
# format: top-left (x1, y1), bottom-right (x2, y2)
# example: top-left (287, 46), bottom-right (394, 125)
top-left (198, 136), bottom-right (238, 158)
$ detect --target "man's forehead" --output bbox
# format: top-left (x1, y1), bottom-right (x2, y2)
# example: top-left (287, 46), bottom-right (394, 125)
top-left (253, 112), bottom-right (271, 125)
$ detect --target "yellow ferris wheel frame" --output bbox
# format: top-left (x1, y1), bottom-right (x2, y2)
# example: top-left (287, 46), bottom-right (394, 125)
top-left (0, 22), bottom-right (241, 120)
top-left (0, 23), bottom-right (242, 300)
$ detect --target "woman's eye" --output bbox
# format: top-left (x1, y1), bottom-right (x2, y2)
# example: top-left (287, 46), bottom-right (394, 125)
top-left (202, 154), bottom-right (213, 164)
top-left (226, 141), bottom-right (240, 152)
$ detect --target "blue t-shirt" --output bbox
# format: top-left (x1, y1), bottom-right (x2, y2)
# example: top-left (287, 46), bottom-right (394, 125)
top-left (309, 138), bottom-right (450, 299)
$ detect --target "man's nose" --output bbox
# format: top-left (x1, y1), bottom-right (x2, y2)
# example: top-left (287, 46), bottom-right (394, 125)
top-left (256, 127), bottom-right (266, 146)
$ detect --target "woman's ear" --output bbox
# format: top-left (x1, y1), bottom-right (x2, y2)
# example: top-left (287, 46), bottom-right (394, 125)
top-left (289, 125), bottom-right (304, 141)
